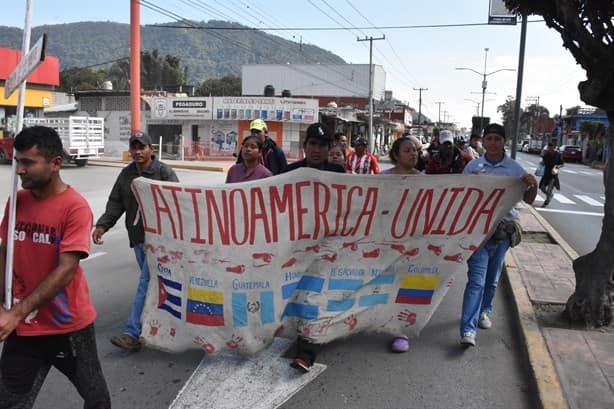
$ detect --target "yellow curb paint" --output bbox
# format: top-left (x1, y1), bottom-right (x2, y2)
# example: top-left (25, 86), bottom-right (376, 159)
top-left (504, 253), bottom-right (569, 409)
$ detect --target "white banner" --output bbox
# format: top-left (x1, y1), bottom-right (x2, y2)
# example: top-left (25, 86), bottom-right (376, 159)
top-left (132, 169), bottom-right (524, 354)
top-left (213, 97), bottom-right (318, 123)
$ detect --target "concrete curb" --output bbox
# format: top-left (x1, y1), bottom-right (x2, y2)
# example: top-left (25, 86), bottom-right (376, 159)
top-left (525, 205), bottom-right (579, 260)
top-left (88, 159), bottom-right (229, 173)
top-left (504, 255), bottom-right (569, 409)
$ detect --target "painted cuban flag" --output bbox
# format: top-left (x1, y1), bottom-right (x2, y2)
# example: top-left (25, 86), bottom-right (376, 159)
top-left (158, 275), bottom-right (182, 319)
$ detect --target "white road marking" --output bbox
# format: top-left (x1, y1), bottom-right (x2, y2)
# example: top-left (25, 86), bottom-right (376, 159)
top-left (562, 169), bottom-right (578, 174)
top-left (170, 338), bottom-right (326, 409)
top-left (553, 193), bottom-right (575, 204)
top-left (601, 196), bottom-right (606, 200)
top-left (83, 251), bottom-right (106, 261)
top-left (536, 208), bottom-right (604, 217)
top-left (574, 195), bottom-right (603, 207)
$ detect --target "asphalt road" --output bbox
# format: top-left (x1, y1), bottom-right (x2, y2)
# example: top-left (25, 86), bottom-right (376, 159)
top-left (0, 163), bottom-right (536, 409)
top-left (513, 152), bottom-right (605, 256)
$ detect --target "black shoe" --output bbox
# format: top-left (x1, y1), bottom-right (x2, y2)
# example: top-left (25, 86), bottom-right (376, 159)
top-left (290, 350), bottom-right (315, 373)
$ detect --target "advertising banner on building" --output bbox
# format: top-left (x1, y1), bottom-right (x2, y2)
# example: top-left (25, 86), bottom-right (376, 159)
top-left (213, 97), bottom-right (318, 123)
top-left (133, 170), bottom-right (525, 355)
top-left (152, 97), bottom-right (213, 120)
top-left (207, 121), bottom-right (239, 157)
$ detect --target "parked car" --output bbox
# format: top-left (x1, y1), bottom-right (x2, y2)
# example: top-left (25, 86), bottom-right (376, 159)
top-left (558, 145), bottom-right (582, 163)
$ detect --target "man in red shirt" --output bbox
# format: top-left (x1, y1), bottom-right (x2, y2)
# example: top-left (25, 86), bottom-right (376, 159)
top-left (0, 126), bottom-right (110, 408)
top-left (346, 136), bottom-right (380, 174)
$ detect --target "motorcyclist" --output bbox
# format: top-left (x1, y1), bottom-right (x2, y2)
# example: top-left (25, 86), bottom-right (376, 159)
top-left (538, 142), bottom-right (564, 205)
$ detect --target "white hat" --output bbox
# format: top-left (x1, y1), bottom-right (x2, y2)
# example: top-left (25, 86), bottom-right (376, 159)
top-left (439, 130), bottom-right (453, 144)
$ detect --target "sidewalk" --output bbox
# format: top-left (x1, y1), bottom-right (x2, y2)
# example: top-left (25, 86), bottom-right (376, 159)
top-left (88, 156), bottom-right (235, 172)
top-left (505, 205), bottom-right (614, 409)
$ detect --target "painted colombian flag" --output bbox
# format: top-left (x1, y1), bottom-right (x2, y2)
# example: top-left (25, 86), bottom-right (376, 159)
top-left (186, 287), bottom-right (224, 326)
top-left (395, 275), bottom-right (440, 305)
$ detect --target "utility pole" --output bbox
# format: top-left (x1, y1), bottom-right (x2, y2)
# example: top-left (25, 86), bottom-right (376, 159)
top-left (526, 95), bottom-right (540, 139)
top-left (357, 35), bottom-right (385, 153)
top-left (435, 101), bottom-right (445, 125)
top-left (413, 87), bottom-right (428, 135)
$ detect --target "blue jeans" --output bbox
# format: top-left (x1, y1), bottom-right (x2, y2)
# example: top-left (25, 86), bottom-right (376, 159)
top-left (124, 243), bottom-right (150, 338)
top-left (460, 239), bottom-right (510, 337)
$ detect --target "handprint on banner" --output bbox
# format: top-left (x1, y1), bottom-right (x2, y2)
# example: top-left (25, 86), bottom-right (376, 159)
top-left (343, 314), bottom-right (357, 331)
top-left (169, 327), bottom-right (176, 337)
top-left (226, 334), bottom-right (243, 349)
top-left (149, 319), bottom-right (161, 336)
top-left (225, 264), bottom-right (245, 274)
top-left (169, 250), bottom-right (183, 262)
top-left (321, 253), bottom-right (338, 262)
top-left (252, 252), bottom-right (274, 266)
top-left (282, 257), bottom-right (297, 268)
top-left (193, 336), bottom-right (216, 353)
top-left (427, 243), bottom-right (442, 256)
top-left (397, 309), bottom-right (417, 327)
top-left (362, 248), bottom-right (380, 258)
top-left (444, 253), bottom-right (463, 263)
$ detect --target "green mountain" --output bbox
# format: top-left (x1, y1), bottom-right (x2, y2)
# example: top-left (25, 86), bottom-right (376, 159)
top-left (0, 20), bottom-right (346, 84)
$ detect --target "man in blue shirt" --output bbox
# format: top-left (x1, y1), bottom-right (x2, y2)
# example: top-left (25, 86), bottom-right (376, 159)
top-left (460, 123), bottom-right (537, 347)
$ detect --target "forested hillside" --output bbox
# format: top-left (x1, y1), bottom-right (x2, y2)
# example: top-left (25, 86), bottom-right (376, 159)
top-left (0, 20), bottom-right (345, 84)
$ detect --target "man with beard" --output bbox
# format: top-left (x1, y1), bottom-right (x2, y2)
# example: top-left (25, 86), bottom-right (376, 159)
top-left (92, 131), bottom-right (178, 352)
top-left (0, 126), bottom-right (111, 408)
top-left (425, 130), bottom-right (468, 174)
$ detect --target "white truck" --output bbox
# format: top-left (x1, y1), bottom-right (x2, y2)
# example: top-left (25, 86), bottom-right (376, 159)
top-left (23, 116), bottom-right (104, 166)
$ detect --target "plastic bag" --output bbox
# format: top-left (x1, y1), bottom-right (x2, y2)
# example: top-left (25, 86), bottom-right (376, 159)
top-left (535, 162), bottom-right (545, 177)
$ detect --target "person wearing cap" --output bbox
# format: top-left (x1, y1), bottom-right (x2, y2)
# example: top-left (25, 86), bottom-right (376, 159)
top-left (283, 123), bottom-right (344, 373)
top-left (467, 134), bottom-right (484, 159)
top-left (245, 119), bottom-right (287, 175)
top-left (424, 130), bottom-right (467, 174)
top-left (346, 136), bottom-right (381, 174)
top-left (459, 123), bottom-right (537, 347)
top-left (92, 131), bottom-right (179, 352)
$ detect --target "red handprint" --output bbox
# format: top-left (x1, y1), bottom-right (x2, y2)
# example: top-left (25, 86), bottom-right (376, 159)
top-left (149, 319), bottom-right (160, 336)
top-left (444, 253), bottom-right (463, 263)
top-left (157, 255), bottom-right (169, 263)
top-left (252, 252), bottom-right (274, 263)
top-left (397, 310), bottom-right (417, 326)
top-left (427, 244), bottom-right (442, 256)
top-left (169, 250), bottom-right (183, 261)
top-left (460, 244), bottom-right (478, 251)
top-left (226, 264), bottom-right (245, 274)
top-left (169, 328), bottom-right (176, 337)
top-left (344, 314), bottom-right (357, 331)
top-left (193, 336), bottom-right (216, 354)
top-left (156, 245), bottom-right (167, 253)
top-left (226, 334), bottom-right (243, 349)
top-left (282, 257), bottom-right (297, 268)
top-left (305, 245), bottom-right (320, 253)
top-left (321, 253), bottom-right (338, 262)
top-left (146, 243), bottom-right (157, 253)
top-left (362, 248), bottom-right (380, 258)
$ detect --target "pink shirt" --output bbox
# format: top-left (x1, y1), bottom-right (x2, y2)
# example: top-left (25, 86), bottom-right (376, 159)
top-left (225, 163), bottom-right (273, 183)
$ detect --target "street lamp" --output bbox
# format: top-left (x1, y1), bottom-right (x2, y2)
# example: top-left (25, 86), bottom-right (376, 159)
top-left (456, 48), bottom-right (515, 134)
top-left (464, 98), bottom-right (495, 117)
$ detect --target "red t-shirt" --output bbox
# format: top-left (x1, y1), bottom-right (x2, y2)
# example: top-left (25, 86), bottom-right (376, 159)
top-left (0, 187), bottom-right (96, 335)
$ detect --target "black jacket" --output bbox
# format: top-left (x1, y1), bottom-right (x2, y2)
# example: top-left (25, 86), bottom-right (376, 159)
top-left (95, 156), bottom-right (179, 247)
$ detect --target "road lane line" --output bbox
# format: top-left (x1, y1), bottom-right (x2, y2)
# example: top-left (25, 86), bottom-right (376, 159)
top-left (83, 251), bottom-right (106, 261)
top-left (553, 193), bottom-right (575, 204)
top-left (535, 208), bottom-right (604, 217)
top-left (562, 169), bottom-right (578, 174)
top-left (574, 195), bottom-right (603, 207)
top-left (601, 196), bottom-right (606, 200)
top-left (169, 338), bottom-right (326, 409)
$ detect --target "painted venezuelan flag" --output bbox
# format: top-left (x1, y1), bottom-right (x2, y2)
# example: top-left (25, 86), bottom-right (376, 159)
top-left (186, 287), bottom-right (225, 326)
top-left (395, 275), bottom-right (440, 305)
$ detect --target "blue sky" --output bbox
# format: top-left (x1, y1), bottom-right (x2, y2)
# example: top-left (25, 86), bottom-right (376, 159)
top-left (2, 0), bottom-right (587, 130)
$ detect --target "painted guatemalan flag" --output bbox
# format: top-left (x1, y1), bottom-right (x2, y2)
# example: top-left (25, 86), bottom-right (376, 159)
top-left (395, 275), bottom-right (440, 305)
top-left (186, 287), bottom-right (225, 326)
top-left (158, 275), bottom-right (182, 319)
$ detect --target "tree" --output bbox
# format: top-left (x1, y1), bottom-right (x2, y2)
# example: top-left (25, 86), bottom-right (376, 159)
top-left (196, 75), bottom-right (242, 96)
top-left (523, 103), bottom-right (550, 138)
top-left (59, 67), bottom-right (107, 92)
top-left (498, 96), bottom-right (525, 137)
top-left (504, 1), bottom-right (614, 326)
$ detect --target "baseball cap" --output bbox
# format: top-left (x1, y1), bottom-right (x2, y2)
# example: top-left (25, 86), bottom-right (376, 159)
top-left (483, 123), bottom-right (506, 139)
top-left (439, 130), bottom-right (453, 144)
top-left (354, 136), bottom-right (368, 146)
top-left (129, 131), bottom-right (152, 146)
top-left (305, 122), bottom-right (331, 141)
top-left (250, 119), bottom-right (267, 132)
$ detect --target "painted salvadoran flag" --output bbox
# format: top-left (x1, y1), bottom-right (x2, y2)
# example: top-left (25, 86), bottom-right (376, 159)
top-left (158, 276), bottom-right (182, 319)
top-left (395, 275), bottom-right (440, 305)
top-left (186, 287), bottom-right (224, 326)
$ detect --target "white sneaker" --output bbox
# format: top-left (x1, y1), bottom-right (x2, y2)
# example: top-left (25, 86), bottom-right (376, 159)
top-left (460, 332), bottom-right (476, 346)
top-left (478, 312), bottom-right (492, 329)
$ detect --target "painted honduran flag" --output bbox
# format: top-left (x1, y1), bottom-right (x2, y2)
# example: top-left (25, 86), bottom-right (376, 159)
top-left (186, 287), bottom-right (225, 326)
top-left (395, 275), bottom-right (440, 305)
top-left (158, 276), bottom-right (182, 319)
